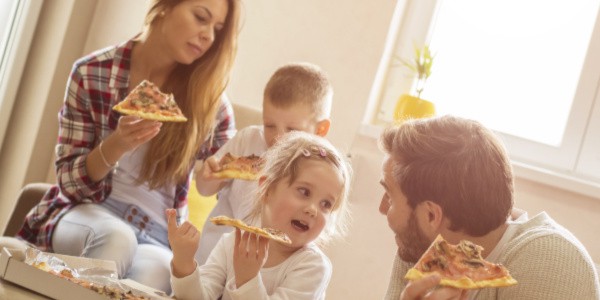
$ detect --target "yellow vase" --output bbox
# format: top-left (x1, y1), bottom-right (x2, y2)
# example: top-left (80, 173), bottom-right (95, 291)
top-left (393, 94), bottom-right (436, 122)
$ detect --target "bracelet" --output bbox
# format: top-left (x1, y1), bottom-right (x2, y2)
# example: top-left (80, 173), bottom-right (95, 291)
top-left (98, 141), bottom-right (118, 168)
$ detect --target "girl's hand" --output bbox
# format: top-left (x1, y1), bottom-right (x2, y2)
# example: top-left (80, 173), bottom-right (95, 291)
top-left (400, 274), bottom-right (467, 300)
top-left (233, 228), bottom-right (269, 287)
top-left (166, 209), bottom-right (200, 278)
top-left (112, 116), bottom-right (162, 153)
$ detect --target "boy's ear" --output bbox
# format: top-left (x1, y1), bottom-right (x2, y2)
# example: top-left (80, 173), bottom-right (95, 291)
top-left (258, 175), bottom-right (267, 186)
top-left (315, 119), bottom-right (331, 137)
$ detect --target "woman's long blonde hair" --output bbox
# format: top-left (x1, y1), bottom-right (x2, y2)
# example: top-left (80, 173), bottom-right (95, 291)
top-left (138, 0), bottom-right (240, 189)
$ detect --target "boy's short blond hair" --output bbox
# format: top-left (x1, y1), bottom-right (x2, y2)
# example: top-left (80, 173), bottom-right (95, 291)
top-left (263, 62), bottom-right (333, 121)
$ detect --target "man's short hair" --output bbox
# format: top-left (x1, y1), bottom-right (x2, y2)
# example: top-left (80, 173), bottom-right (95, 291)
top-left (380, 115), bottom-right (514, 236)
top-left (263, 62), bottom-right (333, 121)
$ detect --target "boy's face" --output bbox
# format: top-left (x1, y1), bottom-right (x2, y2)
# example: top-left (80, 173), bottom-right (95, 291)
top-left (263, 98), bottom-right (320, 147)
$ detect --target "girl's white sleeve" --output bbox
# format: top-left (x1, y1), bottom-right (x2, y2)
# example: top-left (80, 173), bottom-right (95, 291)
top-left (224, 248), bottom-right (332, 300)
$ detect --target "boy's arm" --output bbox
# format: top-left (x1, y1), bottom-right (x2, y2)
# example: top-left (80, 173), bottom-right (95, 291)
top-left (195, 156), bottom-right (229, 196)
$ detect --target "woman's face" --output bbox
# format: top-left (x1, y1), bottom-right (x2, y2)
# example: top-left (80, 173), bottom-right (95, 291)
top-left (158, 0), bottom-right (229, 64)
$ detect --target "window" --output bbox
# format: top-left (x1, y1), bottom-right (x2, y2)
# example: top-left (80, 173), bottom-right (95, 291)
top-left (0, 0), bottom-right (42, 150)
top-left (365, 0), bottom-right (600, 197)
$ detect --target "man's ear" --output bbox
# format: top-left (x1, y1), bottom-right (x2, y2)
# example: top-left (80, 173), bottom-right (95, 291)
top-left (315, 119), bottom-right (331, 137)
top-left (416, 200), bottom-right (444, 235)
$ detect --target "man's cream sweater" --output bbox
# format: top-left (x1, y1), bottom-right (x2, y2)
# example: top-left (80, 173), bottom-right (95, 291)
top-left (384, 212), bottom-right (600, 300)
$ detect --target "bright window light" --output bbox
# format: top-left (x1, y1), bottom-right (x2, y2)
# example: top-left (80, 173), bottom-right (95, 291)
top-left (424, 0), bottom-right (600, 146)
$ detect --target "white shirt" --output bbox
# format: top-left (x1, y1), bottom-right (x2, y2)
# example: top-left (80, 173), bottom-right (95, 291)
top-left (173, 232), bottom-right (332, 300)
top-left (196, 126), bottom-right (268, 264)
top-left (109, 143), bottom-right (175, 228)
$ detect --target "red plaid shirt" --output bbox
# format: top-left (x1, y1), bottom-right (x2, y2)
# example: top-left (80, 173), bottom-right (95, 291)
top-left (17, 39), bottom-right (236, 251)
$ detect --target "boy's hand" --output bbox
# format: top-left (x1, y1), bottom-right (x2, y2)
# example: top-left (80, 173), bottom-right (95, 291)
top-left (233, 228), bottom-right (269, 287)
top-left (195, 156), bottom-right (229, 196)
top-left (166, 208), bottom-right (200, 278)
top-left (200, 156), bottom-right (224, 179)
top-left (400, 274), bottom-right (468, 300)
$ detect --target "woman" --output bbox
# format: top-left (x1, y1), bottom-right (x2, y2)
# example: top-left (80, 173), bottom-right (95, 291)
top-left (17, 0), bottom-right (241, 293)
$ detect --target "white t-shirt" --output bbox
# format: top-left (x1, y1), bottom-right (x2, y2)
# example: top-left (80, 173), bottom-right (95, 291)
top-left (196, 126), bottom-right (268, 264)
top-left (109, 143), bottom-right (175, 229)
top-left (173, 232), bottom-right (332, 300)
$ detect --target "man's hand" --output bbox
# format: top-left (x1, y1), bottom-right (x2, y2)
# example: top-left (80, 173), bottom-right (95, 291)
top-left (233, 228), bottom-right (269, 288)
top-left (166, 208), bottom-right (200, 278)
top-left (401, 274), bottom-right (467, 300)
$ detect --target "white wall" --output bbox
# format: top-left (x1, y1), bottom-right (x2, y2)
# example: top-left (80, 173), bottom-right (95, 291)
top-left (81, 0), bottom-right (396, 152)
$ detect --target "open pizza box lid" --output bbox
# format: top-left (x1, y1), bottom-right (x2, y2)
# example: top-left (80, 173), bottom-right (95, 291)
top-left (0, 247), bottom-right (173, 300)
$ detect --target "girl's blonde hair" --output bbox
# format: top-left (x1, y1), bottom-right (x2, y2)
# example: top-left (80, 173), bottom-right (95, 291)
top-left (138, 0), bottom-right (241, 189)
top-left (248, 131), bottom-right (353, 246)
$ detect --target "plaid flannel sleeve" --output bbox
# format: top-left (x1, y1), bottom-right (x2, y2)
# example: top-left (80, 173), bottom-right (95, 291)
top-left (54, 66), bottom-right (109, 203)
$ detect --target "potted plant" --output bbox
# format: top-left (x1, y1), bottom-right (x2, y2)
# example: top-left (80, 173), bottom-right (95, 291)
top-left (393, 44), bottom-right (436, 122)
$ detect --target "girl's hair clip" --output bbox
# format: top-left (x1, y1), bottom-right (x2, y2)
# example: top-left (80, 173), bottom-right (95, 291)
top-left (318, 148), bottom-right (327, 157)
top-left (302, 149), bottom-right (311, 157)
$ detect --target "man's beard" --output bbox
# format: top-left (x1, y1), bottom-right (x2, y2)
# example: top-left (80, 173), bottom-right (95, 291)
top-left (396, 211), bottom-right (432, 263)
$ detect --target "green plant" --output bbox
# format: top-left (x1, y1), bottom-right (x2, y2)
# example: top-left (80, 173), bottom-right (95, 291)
top-left (396, 44), bottom-right (434, 99)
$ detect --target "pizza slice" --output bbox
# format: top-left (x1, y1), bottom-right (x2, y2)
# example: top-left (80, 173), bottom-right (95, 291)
top-left (405, 235), bottom-right (517, 289)
top-left (212, 153), bottom-right (264, 180)
top-left (210, 215), bottom-right (292, 245)
top-left (113, 79), bottom-right (188, 122)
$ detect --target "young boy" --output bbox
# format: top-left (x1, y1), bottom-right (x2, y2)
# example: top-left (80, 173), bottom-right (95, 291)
top-left (195, 62), bottom-right (333, 264)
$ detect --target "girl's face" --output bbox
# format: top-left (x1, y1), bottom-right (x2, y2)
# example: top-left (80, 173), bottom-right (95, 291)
top-left (159, 0), bottom-right (228, 64)
top-left (262, 159), bottom-right (344, 248)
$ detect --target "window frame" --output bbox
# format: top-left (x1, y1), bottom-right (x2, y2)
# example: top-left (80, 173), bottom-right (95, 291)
top-left (0, 0), bottom-right (43, 151)
top-left (364, 0), bottom-right (600, 199)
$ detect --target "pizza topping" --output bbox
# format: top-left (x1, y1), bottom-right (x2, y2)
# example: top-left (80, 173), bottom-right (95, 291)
top-left (210, 216), bottom-right (292, 245)
top-left (113, 80), bottom-right (187, 122)
top-left (405, 235), bottom-right (517, 289)
top-left (213, 153), bottom-right (264, 180)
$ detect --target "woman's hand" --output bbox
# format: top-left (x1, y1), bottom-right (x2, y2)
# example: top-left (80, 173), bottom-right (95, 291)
top-left (233, 228), bottom-right (269, 288)
top-left (400, 274), bottom-right (467, 300)
top-left (166, 209), bottom-right (200, 278)
top-left (111, 116), bottom-right (162, 153)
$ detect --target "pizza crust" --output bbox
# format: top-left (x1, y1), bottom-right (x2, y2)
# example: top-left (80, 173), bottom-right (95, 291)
top-left (405, 268), bottom-right (518, 289)
top-left (112, 104), bottom-right (187, 122)
top-left (210, 216), bottom-right (292, 245)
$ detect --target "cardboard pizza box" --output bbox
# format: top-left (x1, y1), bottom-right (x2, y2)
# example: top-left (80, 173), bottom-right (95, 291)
top-left (0, 248), bottom-right (173, 300)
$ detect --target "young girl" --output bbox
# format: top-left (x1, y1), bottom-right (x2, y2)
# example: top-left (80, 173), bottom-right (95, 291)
top-left (166, 131), bottom-right (352, 299)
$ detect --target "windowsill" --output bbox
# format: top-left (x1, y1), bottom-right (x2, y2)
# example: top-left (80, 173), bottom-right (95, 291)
top-left (359, 123), bottom-right (600, 200)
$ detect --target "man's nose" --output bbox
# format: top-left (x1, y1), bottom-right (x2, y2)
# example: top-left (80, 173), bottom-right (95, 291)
top-left (379, 196), bottom-right (389, 215)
